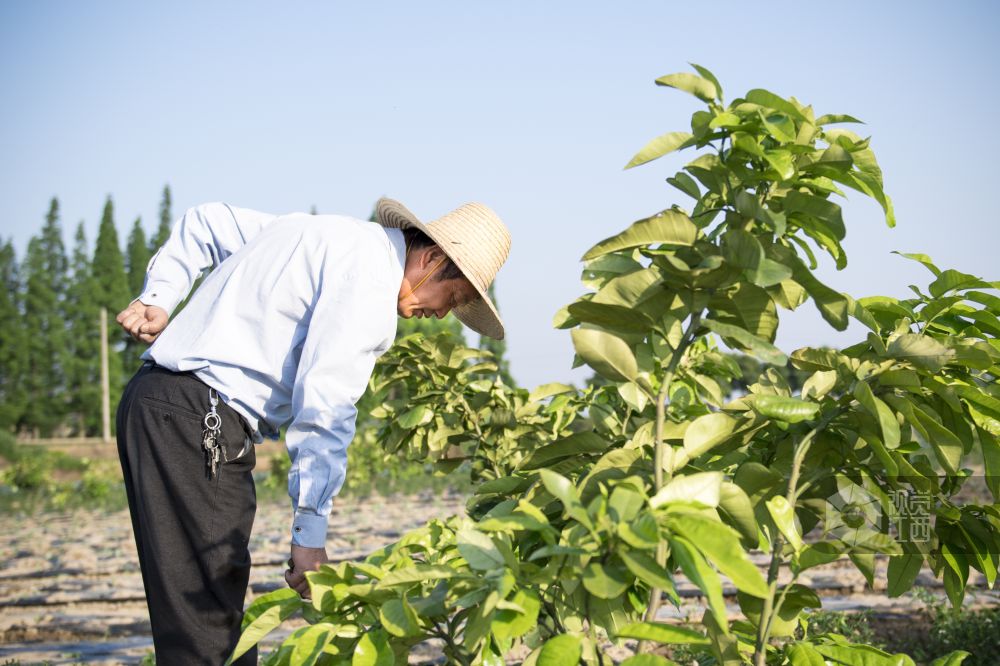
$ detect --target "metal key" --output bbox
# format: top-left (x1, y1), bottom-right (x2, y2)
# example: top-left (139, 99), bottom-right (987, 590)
top-left (203, 389), bottom-right (223, 479)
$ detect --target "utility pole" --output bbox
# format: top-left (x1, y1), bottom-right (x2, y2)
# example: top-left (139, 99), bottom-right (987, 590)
top-left (100, 307), bottom-right (111, 443)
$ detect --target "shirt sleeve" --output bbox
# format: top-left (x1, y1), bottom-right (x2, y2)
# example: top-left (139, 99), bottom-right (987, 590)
top-left (285, 266), bottom-right (396, 548)
top-left (137, 202), bottom-right (276, 314)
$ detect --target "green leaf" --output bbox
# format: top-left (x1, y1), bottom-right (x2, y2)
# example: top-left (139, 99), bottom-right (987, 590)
top-left (721, 229), bottom-right (763, 271)
top-left (378, 565), bottom-right (458, 588)
top-left (379, 598), bottom-right (421, 637)
top-left (618, 513), bottom-right (661, 549)
top-left (931, 651), bottom-right (971, 666)
top-left (802, 370), bottom-right (838, 400)
top-left (539, 469), bottom-right (592, 528)
top-left (887, 553), bottom-right (923, 598)
top-left (669, 535), bottom-right (728, 633)
top-left (669, 514), bottom-right (769, 598)
top-left (571, 328), bottom-right (639, 384)
top-left (519, 431), bottom-right (610, 470)
top-left (816, 113), bottom-right (864, 125)
top-left (739, 585), bottom-right (820, 637)
top-left (710, 282), bottom-right (779, 342)
top-left (797, 272), bottom-right (849, 331)
top-left (745, 89), bottom-right (808, 121)
top-left (626, 131), bottom-right (695, 169)
top-left (911, 403), bottom-right (964, 473)
top-left (457, 528), bottom-right (505, 571)
top-left (618, 382), bottom-right (649, 412)
top-left (763, 149), bottom-right (796, 180)
top-left (853, 382), bottom-right (900, 449)
top-left (567, 300), bottom-right (655, 334)
top-left (759, 110), bottom-right (798, 143)
top-left (690, 63), bottom-right (723, 100)
top-left (529, 382), bottom-right (577, 402)
top-left (886, 334), bottom-right (955, 372)
top-left (753, 394), bottom-right (820, 424)
top-left (582, 560), bottom-right (631, 598)
top-left (398, 405), bottom-right (434, 428)
top-left (709, 111), bottom-right (741, 129)
top-left (816, 143), bottom-right (854, 169)
top-left (289, 623), bottom-right (337, 666)
top-left (227, 589), bottom-right (301, 664)
top-left (783, 190), bottom-right (846, 240)
top-left (929, 268), bottom-right (991, 298)
top-left (616, 621), bottom-right (710, 645)
top-left (814, 643), bottom-right (913, 666)
top-left (620, 550), bottom-right (675, 592)
top-left (766, 496), bottom-right (802, 552)
top-left (667, 172), bottom-right (701, 200)
top-left (718, 482), bottom-right (759, 547)
top-left (683, 414), bottom-right (738, 460)
top-left (837, 170), bottom-right (896, 228)
top-left (352, 629), bottom-right (394, 666)
top-left (656, 72), bottom-right (717, 102)
top-left (537, 633), bottom-right (583, 666)
top-left (702, 318), bottom-right (787, 365)
top-left (789, 348), bottom-right (844, 372)
top-left (966, 290), bottom-right (1000, 313)
top-left (750, 259), bottom-right (794, 288)
top-left (592, 266), bottom-right (662, 307)
top-left (651, 471), bottom-right (723, 509)
top-left (786, 642), bottom-right (826, 666)
top-left (620, 657), bottom-right (680, 666)
top-left (492, 588), bottom-right (541, 641)
top-left (892, 251), bottom-right (940, 277)
top-left (528, 544), bottom-right (588, 562)
top-left (582, 210), bottom-right (698, 260)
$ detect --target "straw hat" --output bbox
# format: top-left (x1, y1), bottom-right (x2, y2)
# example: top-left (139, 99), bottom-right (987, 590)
top-left (374, 197), bottom-right (511, 340)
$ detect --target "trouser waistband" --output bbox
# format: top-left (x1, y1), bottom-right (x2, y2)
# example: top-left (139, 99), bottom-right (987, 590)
top-left (137, 361), bottom-right (255, 440)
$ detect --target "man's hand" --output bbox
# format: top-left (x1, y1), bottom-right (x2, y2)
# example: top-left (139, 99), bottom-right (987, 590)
top-left (286, 544), bottom-right (329, 599)
top-left (116, 300), bottom-right (169, 344)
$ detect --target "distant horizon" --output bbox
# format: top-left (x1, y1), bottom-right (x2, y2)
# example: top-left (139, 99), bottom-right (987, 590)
top-left (3, 1), bottom-right (997, 389)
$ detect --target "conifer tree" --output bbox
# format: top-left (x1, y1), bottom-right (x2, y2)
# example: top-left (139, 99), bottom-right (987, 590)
top-left (123, 216), bottom-right (151, 374)
top-left (65, 223), bottom-right (100, 435)
top-left (0, 240), bottom-right (27, 430)
top-left (150, 184), bottom-right (172, 253)
top-left (20, 198), bottom-right (69, 435)
top-left (92, 196), bottom-right (129, 426)
top-left (479, 282), bottom-right (514, 386)
top-left (126, 216), bottom-right (149, 296)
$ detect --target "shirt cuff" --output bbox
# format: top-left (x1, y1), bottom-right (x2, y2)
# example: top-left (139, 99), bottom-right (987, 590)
top-left (291, 510), bottom-right (329, 548)
top-left (137, 281), bottom-right (183, 315)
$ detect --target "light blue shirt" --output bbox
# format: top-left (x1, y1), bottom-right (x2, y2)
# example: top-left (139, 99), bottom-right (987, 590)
top-left (137, 202), bottom-right (404, 548)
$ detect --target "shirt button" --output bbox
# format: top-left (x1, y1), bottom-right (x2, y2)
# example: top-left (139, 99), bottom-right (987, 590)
top-left (294, 526), bottom-right (302, 532)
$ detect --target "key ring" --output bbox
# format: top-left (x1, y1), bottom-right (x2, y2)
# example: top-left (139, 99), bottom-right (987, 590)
top-left (204, 412), bottom-right (221, 431)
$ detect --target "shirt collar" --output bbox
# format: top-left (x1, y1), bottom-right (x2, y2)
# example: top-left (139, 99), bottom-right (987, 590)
top-left (385, 227), bottom-right (407, 275)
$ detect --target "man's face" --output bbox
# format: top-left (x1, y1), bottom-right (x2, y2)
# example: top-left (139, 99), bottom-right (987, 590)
top-left (397, 247), bottom-right (479, 320)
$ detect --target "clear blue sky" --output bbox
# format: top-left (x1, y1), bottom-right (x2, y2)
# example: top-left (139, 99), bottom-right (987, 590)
top-left (2, 1), bottom-right (997, 389)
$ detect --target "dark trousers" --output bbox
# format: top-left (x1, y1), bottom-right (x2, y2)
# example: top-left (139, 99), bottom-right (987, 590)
top-left (116, 363), bottom-right (259, 665)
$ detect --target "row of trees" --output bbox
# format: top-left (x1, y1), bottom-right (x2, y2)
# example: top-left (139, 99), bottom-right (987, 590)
top-left (0, 187), bottom-right (174, 436)
top-left (0, 187), bottom-right (511, 437)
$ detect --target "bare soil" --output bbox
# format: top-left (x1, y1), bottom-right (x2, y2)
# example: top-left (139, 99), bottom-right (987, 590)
top-left (0, 492), bottom-right (996, 665)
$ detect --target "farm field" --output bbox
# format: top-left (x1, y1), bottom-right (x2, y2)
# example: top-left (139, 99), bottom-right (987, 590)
top-left (1, 491), bottom-right (995, 665)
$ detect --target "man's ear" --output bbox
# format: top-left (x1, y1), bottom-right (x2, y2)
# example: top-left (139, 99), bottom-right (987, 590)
top-left (421, 244), bottom-right (446, 268)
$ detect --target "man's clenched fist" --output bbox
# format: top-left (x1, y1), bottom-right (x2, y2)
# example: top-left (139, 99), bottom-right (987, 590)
top-left (286, 544), bottom-right (329, 599)
top-left (116, 300), bottom-right (169, 344)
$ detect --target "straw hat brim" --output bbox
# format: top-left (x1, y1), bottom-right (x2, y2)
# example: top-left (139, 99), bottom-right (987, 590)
top-left (375, 197), bottom-right (505, 340)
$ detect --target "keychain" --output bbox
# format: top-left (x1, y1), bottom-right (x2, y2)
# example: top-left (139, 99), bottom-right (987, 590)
top-left (202, 388), bottom-right (223, 478)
